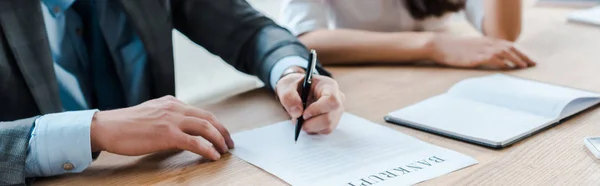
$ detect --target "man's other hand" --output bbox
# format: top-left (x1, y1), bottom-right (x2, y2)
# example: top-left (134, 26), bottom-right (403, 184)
top-left (90, 96), bottom-right (234, 160)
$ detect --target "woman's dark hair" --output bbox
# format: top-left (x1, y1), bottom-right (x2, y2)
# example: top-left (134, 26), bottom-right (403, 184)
top-left (405, 0), bottom-right (467, 20)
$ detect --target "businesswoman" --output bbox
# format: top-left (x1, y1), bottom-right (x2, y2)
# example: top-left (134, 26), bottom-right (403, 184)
top-left (281, 0), bottom-right (536, 69)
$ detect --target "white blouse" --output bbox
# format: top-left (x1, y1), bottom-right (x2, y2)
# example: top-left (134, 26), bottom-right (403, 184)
top-left (280, 0), bottom-right (485, 36)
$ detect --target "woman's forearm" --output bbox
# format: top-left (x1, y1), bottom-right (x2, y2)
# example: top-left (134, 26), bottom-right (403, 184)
top-left (298, 29), bottom-right (436, 65)
top-left (483, 0), bottom-right (523, 41)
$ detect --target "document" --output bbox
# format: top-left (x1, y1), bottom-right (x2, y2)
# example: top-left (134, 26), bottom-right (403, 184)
top-left (386, 74), bottom-right (600, 148)
top-left (230, 113), bottom-right (477, 186)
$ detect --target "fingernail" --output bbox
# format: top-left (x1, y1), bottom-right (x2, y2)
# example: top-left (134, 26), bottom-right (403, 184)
top-left (290, 106), bottom-right (301, 117)
top-left (228, 140), bottom-right (235, 149)
top-left (505, 61), bottom-right (516, 68)
top-left (303, 113), bottom-right (312, 120)
top-left (213, 151), bottom-right (221, 160)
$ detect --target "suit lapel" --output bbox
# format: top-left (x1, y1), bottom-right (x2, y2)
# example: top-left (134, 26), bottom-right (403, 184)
top-left (0, 0), bottom-right (63, 113)
top-left (118, 0), bottom-right (176, 97)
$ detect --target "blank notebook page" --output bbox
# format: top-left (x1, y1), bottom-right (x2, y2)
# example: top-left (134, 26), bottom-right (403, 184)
top-left (388, 94), bottom-right (555, 144)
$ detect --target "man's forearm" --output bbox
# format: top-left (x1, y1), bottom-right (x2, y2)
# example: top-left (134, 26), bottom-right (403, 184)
top-left (171, 0), bottom-right (309, 89)
top-left (239, 25), bottom-right (313, 89)
top-left (483, 0), bottom-right (523, 41)
top-left (298, 29), bottom-right (436, 65)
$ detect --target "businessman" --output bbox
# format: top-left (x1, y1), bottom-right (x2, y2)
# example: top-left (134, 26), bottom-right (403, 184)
top-left (0, 0), bottom-right (345, 184)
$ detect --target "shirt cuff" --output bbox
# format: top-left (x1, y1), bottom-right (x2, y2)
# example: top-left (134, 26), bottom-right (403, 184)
top-left (269, 56), bottom-right (310, 89)
top-left (25, 110), bottom-right (98, 177)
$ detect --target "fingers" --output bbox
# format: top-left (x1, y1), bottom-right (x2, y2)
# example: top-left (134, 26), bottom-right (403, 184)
top-left (511, 47), bottom-right (536, 67)
top-left (155, 95), bottom-right (235, 150)
top-left (276, 74), bottom-right (304, 119)
top-left (302, 86), bottom-right (343, 120)
top-left (182, 106), bottom-right (235, 149)
top-left (279, 89), bottom-right (304, 119)
top-left (175, 133), bottom-right (221, 160)
top-left (301, 76), bottom-right (344, 134)
top-left (495, 41), bottom-right (535, 69)
top-left (484, 56), bottom-right (510, 70)
top-left (302, 110), bottom-right (343, 134)
top-left (476, 38), bottom-right (535, 70)
top-left (499, 45), bottom-right (538, 69)
top-left (179, 117), bottom-right (229, 153)
top-left (500, 49), bottom-right (527, 68)
top-left (159, 95), bottom-right (185, 104)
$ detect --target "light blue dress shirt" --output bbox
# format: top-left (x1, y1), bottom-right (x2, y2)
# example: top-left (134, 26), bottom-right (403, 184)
top-left (25, 0), bottom-right (308, 177)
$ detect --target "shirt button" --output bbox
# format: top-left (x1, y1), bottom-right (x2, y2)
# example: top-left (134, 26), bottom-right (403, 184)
top-left (62, 162), bottom-right (75, 171)
top-left (52, 6), bottom-right (61, 14)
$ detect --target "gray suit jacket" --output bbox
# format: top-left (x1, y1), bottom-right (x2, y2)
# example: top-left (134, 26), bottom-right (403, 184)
top-left (0, 0), bottom-right (328, 185)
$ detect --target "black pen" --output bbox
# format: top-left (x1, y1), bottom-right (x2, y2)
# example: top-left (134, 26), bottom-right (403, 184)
top-left (295, 49), bottom-right (317, 143)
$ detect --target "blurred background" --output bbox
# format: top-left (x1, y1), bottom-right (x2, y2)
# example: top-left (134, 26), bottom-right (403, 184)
top-left (173, 0), bottom-right (591, 105)
top-left (172, 0), bottom-right (490, 105)
top-left (173, 0), bottom-right (280, 105)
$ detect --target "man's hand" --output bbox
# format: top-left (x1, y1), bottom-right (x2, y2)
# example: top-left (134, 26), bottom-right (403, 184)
top-left (428, 34), bottom-right (536, 70)
top-left (90, 96), bottom-right (234, 160)
top-left (276, 69), bottom-right (345, 134)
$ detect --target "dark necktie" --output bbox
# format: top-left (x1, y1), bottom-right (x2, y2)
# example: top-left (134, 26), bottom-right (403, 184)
top-left (72, 0), bottom-right (125, 110)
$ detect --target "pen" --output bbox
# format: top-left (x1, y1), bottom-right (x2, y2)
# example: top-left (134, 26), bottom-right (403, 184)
top-left (295, 49), bottom-right (317, 143)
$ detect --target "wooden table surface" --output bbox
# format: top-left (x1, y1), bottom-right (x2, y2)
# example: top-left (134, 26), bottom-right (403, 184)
top-left (37, 6), bottom-right (600, 186)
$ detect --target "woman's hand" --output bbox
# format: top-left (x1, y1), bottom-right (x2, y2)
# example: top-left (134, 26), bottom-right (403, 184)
top-left (427, 34), bottom-right (536, 70)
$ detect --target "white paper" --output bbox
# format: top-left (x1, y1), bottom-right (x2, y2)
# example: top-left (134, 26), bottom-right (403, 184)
top-left (231, 113), bottom-right (477, 186)
top-left (389, 94), bottom-right (554, 145)
top-left (448, 74), bottom-right (599, 117)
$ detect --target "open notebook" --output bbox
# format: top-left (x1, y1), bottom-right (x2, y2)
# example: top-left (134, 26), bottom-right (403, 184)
top-left (385, 74), bottom-right (600, 149)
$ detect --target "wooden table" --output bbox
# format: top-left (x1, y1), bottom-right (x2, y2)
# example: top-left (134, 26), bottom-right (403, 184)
top-left (37, 6), bottom-right (600, 186)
